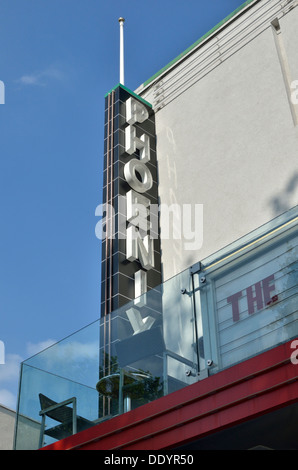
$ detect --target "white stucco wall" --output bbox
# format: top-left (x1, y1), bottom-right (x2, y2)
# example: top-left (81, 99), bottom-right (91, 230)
top-left (0, 405), bottom-right (15, 450)
top-left (138, 0), bottom-right (298, 281)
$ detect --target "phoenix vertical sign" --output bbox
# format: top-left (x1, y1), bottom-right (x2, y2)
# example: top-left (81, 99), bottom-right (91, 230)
top-left (100, 85), bottom-right (161, 317)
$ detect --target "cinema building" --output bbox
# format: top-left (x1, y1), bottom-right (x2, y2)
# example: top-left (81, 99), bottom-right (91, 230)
top-left (14, 0), bottom-right (298, 450)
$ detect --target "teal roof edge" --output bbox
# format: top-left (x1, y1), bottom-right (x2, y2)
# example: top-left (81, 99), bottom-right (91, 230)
top-left (142, 0), bottom-right (259, 88)
top-left (105, 83), bottom-right (153, 108)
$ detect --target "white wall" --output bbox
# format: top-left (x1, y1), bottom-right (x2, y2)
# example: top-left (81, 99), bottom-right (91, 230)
top-left (138, 0), bottom-right (298, 281)
top-left (0, 405), bottom-right (15, 450)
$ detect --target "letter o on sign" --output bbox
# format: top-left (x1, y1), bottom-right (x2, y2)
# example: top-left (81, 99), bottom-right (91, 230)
top-left (124, 158), bottom-right (153, 193)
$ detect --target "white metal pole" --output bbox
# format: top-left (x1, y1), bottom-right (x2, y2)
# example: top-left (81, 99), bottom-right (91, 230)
top-left (119, 17), bottom-right (125, 85)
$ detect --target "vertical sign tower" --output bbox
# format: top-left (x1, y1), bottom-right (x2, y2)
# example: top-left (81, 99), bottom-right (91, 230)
top-left (101, 84), bottom-right (161, 317)
top-left (98, 20), bottom-right (162, 417)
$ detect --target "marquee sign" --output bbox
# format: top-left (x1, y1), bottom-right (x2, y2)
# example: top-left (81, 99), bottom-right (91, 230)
top-left (213, 232), bottom-right (298, 369)
top-left (101, 85), bottom-right (161, 317)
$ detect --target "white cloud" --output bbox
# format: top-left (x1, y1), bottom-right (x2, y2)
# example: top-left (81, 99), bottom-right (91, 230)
top-left (18, 74), bottom-right (42, 86)
top-left (0, 354), bottom-right (23, 410)
top-left (16, 66), bottom-right (65, 87)
top-left (0, 353), bottom-right (22, 382)
top-left (0, 340), bottom-right (57, 410)
top-left (26, 339), bottom-right (57, 357)
top-left (0, 389), bottom-right (17, 410)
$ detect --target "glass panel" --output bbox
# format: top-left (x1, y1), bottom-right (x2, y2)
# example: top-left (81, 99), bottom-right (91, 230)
top-left (202, 213), bottom-right (298, 372)
top-left (14, 208), bottom-right (298, 449)
top-left (163, 268), bottom-right (197, 372)
top-left (213, 230), bottom-right (298, 369)
top-left (15, 363), bottom-right (100, 450)
top-left (23, 320), bottom-right (100, 388)
top-left (97, 272), bottom-right (198, 419)
top-left (14, 267), bottom-right (198, 449)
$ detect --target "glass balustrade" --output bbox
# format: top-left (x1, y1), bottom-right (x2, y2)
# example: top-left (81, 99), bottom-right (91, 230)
top-left (14, 207), bottom-right (298, 449)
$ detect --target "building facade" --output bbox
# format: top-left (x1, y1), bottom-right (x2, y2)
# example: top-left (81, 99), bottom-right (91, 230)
top-left (135, 0), bottom-right (298, 282)
top-left (14, 0), bottom-right (298, 450)
top-left (0, 405), bottom-right (15, 450)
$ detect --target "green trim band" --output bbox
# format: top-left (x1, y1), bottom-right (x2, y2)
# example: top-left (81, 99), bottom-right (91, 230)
top-left (142, 0), bottom-right (258, 88)
top-left (105, 83), bottom-right (153, 108)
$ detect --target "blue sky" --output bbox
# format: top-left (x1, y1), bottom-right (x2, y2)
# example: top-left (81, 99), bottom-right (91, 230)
top-left (0, 0), bottom-right (246, 410)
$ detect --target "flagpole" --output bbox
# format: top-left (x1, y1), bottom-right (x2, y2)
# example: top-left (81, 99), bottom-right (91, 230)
top-left (119, 17), bottom-right (125, 85)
